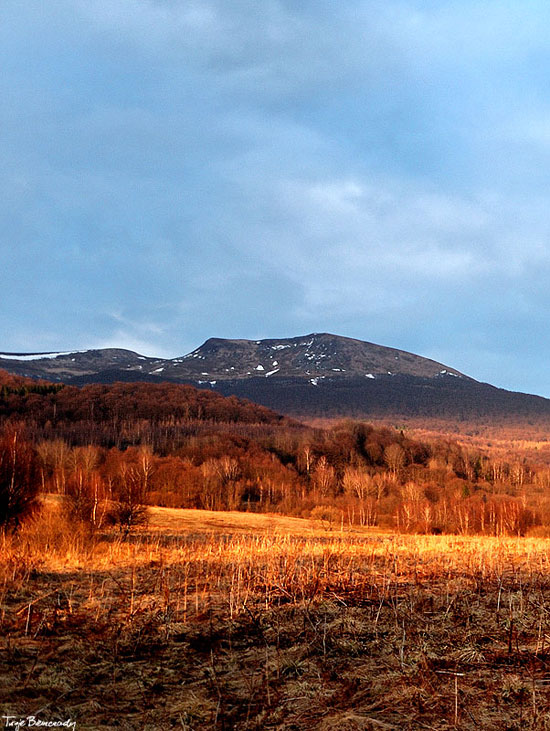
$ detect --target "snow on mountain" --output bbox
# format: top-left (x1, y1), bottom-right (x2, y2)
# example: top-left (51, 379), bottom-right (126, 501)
top-left (0, 334), bottom-right (471, 391)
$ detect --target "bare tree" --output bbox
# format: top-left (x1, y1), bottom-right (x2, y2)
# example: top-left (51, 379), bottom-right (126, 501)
top-left (312, 456), bottom-right (337, 498)
top-left (384, 443), bottom-right (405, 479)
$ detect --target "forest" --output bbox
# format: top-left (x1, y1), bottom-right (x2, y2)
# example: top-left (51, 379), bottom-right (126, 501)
top-left (1, 369), bottom-right (550, 536)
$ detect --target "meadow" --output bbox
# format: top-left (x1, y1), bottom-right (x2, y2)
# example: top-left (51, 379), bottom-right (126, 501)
top-left (3, 500), bottom-right (550, 729)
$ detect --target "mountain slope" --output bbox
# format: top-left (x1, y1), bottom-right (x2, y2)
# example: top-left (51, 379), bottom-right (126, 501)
top-left (0, 370), bottom-right (288, 426)
top-left (0, 334), bottom-right (465, 383)
top-left (0, 348), bottom-right (161, 381)
top-left (1, 333), bottom-right (548, 422)
top-left (164, 333), bottom-right (468, 382)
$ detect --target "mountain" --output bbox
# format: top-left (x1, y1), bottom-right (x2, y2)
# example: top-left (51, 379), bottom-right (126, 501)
top-left (0, 334), bottom-right (465, 383)
top-left (0, 348), bottom-right (162, 381)
top-left (2, 333), bottom-right (550, 423)
top-left (164, 333), bottom-right (469, 382)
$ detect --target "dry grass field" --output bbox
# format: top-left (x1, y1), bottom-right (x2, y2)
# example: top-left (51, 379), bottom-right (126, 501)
top-left (4, 501), bottom-right (550, 729)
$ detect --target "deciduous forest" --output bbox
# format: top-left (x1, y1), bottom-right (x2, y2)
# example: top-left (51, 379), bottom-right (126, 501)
top-left (2, 369), bottom-right (550, 536)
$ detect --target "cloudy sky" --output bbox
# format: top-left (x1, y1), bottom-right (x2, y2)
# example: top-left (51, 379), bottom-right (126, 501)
top-left (2, 1), bottom-right (550, 395)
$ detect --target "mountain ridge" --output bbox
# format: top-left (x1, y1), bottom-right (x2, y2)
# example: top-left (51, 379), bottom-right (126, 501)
top-left (0, 332), bottom-right (468, 384)
top-left (1, 333), bottom-right (547, 423)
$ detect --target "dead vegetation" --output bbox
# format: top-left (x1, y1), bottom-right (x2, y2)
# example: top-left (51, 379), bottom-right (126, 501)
top-left (4, 504), bottom-right (550, 728)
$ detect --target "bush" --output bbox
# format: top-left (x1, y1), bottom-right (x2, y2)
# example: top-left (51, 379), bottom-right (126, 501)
top-left (310, 505), bottom-right (342, 529)
top-left (108, 500), bottom-right (149, 534)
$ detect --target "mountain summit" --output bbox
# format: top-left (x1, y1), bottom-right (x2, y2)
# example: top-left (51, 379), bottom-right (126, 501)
top-left (168, 333), bottom-right (468, 384)
top-left (0, 333), bottom-right (466, 385)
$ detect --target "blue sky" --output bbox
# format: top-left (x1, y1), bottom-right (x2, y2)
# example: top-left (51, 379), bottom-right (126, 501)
top-left (3, 1), bottom-right (550, 395)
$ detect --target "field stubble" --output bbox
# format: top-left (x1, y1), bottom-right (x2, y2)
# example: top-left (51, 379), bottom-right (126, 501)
top-left (3, 503), bottom-right (550, 728)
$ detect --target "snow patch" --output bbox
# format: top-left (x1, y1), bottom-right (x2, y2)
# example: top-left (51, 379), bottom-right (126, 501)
top-left (271, 344), bottom-right (290, 350)
top-left (255, 364), bottom-right (265, 371)
top-left (265, 368), bottom-right (280, 377)
top-left (0, 350), bottom-right (89, 361)
top-left (365, 373), bottom-right (375, 379)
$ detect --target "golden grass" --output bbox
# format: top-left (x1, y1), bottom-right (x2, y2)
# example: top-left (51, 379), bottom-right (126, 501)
top-left (4, 501), bottom-right (550, 728)
top-left (147, 504), bottom-right (360, 536)
top-left (44, 493), bottom-right (379, 537)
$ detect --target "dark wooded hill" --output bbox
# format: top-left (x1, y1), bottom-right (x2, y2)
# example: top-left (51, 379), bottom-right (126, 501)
top-left (0, 370), bottom-right (288, 427)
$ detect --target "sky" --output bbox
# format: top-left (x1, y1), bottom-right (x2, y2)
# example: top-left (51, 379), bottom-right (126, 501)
top-left (3, 1), bottom-right (550, 396)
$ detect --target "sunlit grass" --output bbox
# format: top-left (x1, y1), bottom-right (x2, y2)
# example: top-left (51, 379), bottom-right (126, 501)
top-left (4, 501), bottom-right (550, 728)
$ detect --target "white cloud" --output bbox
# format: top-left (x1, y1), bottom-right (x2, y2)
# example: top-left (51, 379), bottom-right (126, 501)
top-left (90, 330), bottom-right (174, 358)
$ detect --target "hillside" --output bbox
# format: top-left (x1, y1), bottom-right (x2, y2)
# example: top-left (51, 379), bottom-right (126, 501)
top-left (0, 370), bottom-right (293, 451)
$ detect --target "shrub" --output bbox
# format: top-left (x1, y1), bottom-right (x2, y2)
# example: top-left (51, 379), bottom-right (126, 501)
top-left (108, 500), bottom-right (149, 534)
top-left (310, 505), bottom-right (342, 529)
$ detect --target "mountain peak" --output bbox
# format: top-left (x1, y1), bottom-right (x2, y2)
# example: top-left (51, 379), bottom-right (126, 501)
top-left (174, 333), bottom-right (468, 382)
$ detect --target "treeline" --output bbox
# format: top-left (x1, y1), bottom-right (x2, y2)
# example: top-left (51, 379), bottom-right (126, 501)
top-left (0, 371), bottom-right (549, 536)
top-left (0, 370), bottom-right (64, 399)
top-left (0, 371), bottom-right (289, 450)
top-left (5, 419), bottom-right (548, 536)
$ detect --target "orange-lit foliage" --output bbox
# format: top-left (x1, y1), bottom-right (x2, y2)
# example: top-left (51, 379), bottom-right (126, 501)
top-left (1, 371), bottom-right (548, 535)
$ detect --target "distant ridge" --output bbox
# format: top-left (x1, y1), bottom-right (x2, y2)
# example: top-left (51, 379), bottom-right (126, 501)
top-left (1, 333), bottom-right (550, 423)
top-left (0, 334), bottom-right (466, 383)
